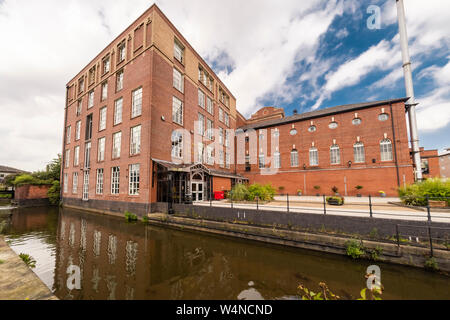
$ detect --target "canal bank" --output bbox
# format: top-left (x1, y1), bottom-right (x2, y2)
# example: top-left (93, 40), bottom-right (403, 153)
top-left (0, 236), bottom-right (57, 300)
top-left (147, 214), bottom-right (450, 273)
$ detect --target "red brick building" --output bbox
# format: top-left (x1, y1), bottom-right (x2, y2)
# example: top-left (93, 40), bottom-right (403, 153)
top-left (61, 4), bottom-right (427, 215)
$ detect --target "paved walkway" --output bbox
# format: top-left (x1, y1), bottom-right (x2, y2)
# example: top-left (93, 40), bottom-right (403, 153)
top-left (194, 199), bottom-right (450, 223)
top-left (0, 236), bottom-right (57, 300)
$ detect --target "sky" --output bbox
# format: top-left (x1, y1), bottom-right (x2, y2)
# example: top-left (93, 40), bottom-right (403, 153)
top-left (0, 0), bottom-right (449, 172)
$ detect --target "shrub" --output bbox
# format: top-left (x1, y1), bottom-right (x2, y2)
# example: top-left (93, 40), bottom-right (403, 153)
top-left (230, 183), bottom-right (249, 201)
top-left (424, 257), bottom-right (439, 271)
top-left (331, 186), bottom-right (339, 194)
top-left (326, 196), bottom-right (345, 205)
top-left (398, 178), bottom-right (450, 206)
top-left (355, 185), bottom-right (363, 190)
top-left (247, 183), bottom-right (276, 201)
top-left (124, 211), bottom-right (138, 222)
top-left (345, 240), bottom-right (365, 259)
top-left (48, 181), bottom-right (60, 205)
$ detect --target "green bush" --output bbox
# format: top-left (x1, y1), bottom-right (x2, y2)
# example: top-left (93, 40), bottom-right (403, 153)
top-left (345, 240), bottom-right (365, 259)
top-left (247, 183), bottom-right (276, 201)
top-left (326, 196), bottom-right (345, 205)
top-left (125, 211), bottom-right (138, 222)
top-left (398, 178), bottom-right (450, 206)
top-left (229, 184), bottom-right (249, 201)
top-left (19, 253), bottom-right (36, 268)
top-left (424, 257), bottom-right (439, 271)
top-left (48, 181), bottom-right (60, 205)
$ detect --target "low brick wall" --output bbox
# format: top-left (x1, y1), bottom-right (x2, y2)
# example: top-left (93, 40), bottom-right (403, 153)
top-left (14, 185), bottom-right (51, 207)
top-left (172, 204), bottom-right (450, 240)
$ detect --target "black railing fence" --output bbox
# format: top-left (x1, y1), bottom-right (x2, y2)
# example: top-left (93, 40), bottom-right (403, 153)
top-left (396, 224), bottom-right (450, 257)
top-left (205, 192), bottom-right (450, 223)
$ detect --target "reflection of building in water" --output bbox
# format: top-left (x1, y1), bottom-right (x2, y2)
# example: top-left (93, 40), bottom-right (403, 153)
top-left (55, 208), bottom-right (342, 300)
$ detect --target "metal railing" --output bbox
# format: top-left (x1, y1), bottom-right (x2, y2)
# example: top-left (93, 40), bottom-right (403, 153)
top-left (204, 193), bottom-right (450, 223)
top-left (395, 224), bottom-right (450, 257)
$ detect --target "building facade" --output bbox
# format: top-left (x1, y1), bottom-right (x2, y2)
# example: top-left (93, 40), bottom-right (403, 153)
top-left (62, 4), bottom-right (428, 216)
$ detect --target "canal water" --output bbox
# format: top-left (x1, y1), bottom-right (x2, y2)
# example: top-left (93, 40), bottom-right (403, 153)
top-left (0, 206), bottom-right (449, 300)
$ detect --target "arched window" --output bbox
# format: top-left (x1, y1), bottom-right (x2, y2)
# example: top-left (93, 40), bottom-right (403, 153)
top-left (380, 139), bottom-right (393, 161)
top-left (330, 145), bottom-right (340, 165)
top-left (353, 142), bottom-right (365, 163)
top-left (291, 150), bottom-right (299, 167)
top-left (309, 148), bottom-right (318, 166)
top-left (274, 152), bottom-right (281, 169)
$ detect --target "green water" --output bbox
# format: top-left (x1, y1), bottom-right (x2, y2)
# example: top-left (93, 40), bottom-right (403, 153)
top-left (1, 206), bottom-right (449, 300)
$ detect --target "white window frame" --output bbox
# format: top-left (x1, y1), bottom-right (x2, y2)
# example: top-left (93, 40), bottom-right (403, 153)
top-left (74, 146), bottom-right (80, 166)
top-left (172, 96), bottom-right (183, 125)
top-left (291, 150), bottom-right (299, 167)
top-left (173, 68), bottom-right (184, 93)
top-left (131, 87), bottom-right (143, 118)
top-left (98, 137), bottom-right (105, 162)
top-left (198, 89), bottom-right (205, 109)
top-left (274, 152), bottom-right (281, 169)
top-left (63, 173), bottom-right (68, 194)
top-left (111, 167), bottom-right (120, 195)
top-left (354, 142), bottom-right (365, 163)
top-left (75, 121), bottom-right (81, 140)
top-left (330, 145), bottom-right (341, 165)
top-left (171, 131), bottom-right (183, 159)
top-left (112, 132), bottom-right (122, 159)
top-left (88, 91), bottom-right (94, 109)
top-left (129, 164), bottom-right (140, 196)
top-left (96, 169), bottom-right (104, 195)
top-left (114, 98), bottom-right (123, 125)
top-left (99, 107), bottom-right (107, 131)
top-left (130, 125), bottom-right (141, 156)
top-left (72, 172), bottom-right (78, 194)
top-left (380, 139), bottom-right (393, 161)
top-left (101, 82), bottom-right (108, 101)
top-left (116, 70), bottom-right (124, 91)
top-left (309, 148), bottom-right (319, 166)
top-left (207, 96), bottom-right (213, 114)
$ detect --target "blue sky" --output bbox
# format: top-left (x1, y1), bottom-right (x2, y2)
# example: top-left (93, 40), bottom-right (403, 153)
top-left (0, 0), bottom-right (449, 171)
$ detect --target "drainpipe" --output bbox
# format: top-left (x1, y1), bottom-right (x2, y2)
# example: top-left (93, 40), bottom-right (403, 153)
top-left (390, 103), bottom-right (401, 187)
top-left (396, 0), bottom-right (422, 181)
top-left (60, 86), bottom-right (69, 203)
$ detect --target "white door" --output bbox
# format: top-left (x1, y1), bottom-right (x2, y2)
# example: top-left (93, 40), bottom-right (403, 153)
top-left (192, 181), bottom-right (204, 201)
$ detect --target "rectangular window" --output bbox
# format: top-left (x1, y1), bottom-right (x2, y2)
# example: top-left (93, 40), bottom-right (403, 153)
top-left (219, 149), bottom-right (224, 168)
top-left (72, 172), bottom-right (78, 194)
top-left (198, 89), bottom-right (205, 109)
top-left (74, 146), bottom-right (80, 166)
top-left (171, 131), bottom-right (183, 159)
top-left (174, 39), bottom-right (184, 63)
top-left (225, 130), bottom-right (229, 147)
top-left (78, 78), bottom-right (85, 94)
top-left (172, 96), bottom-right (183, 125)
top-left (82, 171), bottom-right (89, 201)
top-left (96, 169), bottom-right (104, 195)
top-left (111, 167), bottom-right (120, 194)
top-left (98, 137), bottom-right (105, 162)
top-left (63, 173), bottom-right (68, 193)
top-left (225, 152), bottom-right (231, 169)
top-left (118, 41), bottom-right (126, 63)
top-left (310, 149), bottom-right (318, 166)
top-left (259, 154), bottom-right (265, 169)
top-left (76, 100), bottom-right (82, 116)
top-left (197, 143), bottom-right (204, 164)
top-left (101, 82), bottom-right (108, 101)
top-left (354, 143), bottom-right (365, 163)
top-left (206, 145), bottom-right (214, 165)
top-left (114, 98), bottom-right (123, 125)
top-left (173, 68), bottom-right (184, 92)
top-left (291, 151), bottom-right (299, 167)
top-left (219, 127), bottom-right (224, 145)
top-left (224, 113), bottom-right (230, 127)
top-left (130, 125), bottom-right (141, 156)
top-left (99, 107), bottom-right (107, 131)
top-left (198, 113), bottom-right (205, 136)
top-left (75, 121), bottom-right (81, 140)
top-left (66, 126), bottom-right (71, 144)
top-left (65, 149), bottom-right (70, 168)
top-left (88, 66), bottom-right (96, 86)
top-left (112, 132), bottom-right (122, 159)
top-left (84, 142), bottom-right (91, 168)
top-left (85, 114), bottom-right (93, 140)
top-left (274, 153), bottom-right (281, 169)
top-left (330, 147), bottom-right (340, 165)
top-left (131, 87), bottom-right (142, 118)
top-left (102, 56), bottom-right (110, 74)
top-left (219, 108), bottom-right (224, 122)
top-left (88, 91), bottom-right (94, 109)
top-left (206, 119), bottom-right (213, 140)
top-left (116, 70), bottom-right (124, 92)
top-left (207, 96), bottom-right (213, 115)
top-left (129, 164), bottom-right (140, 195)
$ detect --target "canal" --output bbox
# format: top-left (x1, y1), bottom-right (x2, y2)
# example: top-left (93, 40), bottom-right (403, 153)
top-left (0, 206), bottom-right (449, 300)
